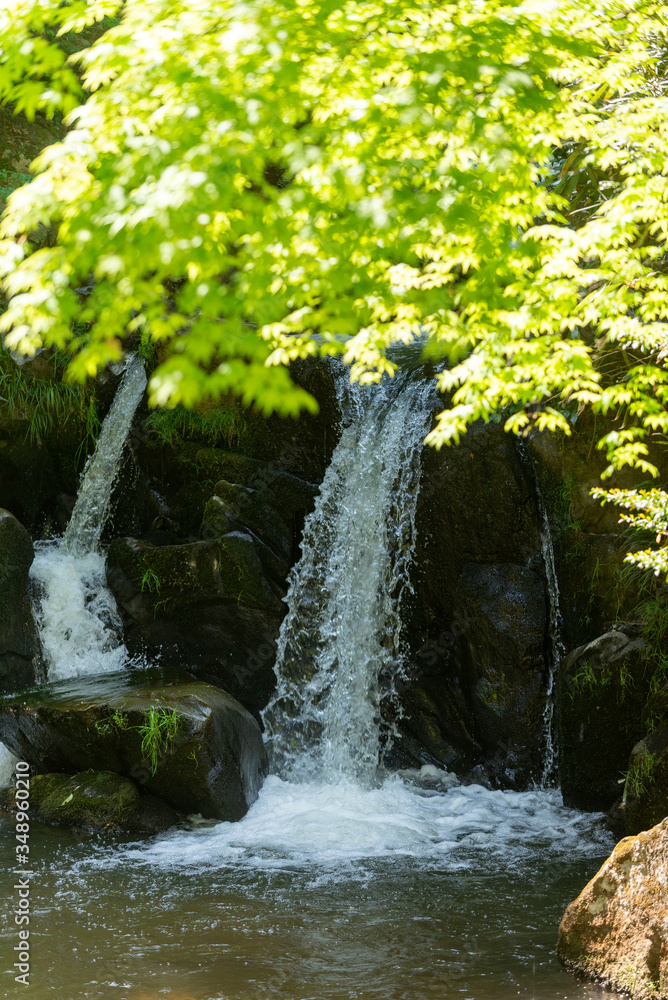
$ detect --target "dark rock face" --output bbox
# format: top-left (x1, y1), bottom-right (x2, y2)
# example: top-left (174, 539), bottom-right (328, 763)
top-left (557, 818), bottom-right (668, 1000)
top-left (623, 726), bottom-right (668, 836)
top-left (0, 669), bottom-right (268, 821)
top-left (0, 769), bottom-right (181, 833)
top-left (394, 422), bottom-right (549, 787)
top-left (0, 509), bottom-right (41, 694)
top-left (528, 423), bottom-right (668, 647)
top-left (451, 563), bottom-right (548, 784)
top-left (105, 359), bottom-right (339, 546)
top-left (557, 630), bottom-right (649, 811)
top-left (106, 461), bottom-right (319, 714)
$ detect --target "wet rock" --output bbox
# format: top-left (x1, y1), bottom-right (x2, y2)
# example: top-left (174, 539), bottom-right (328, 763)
top-left (0, 509), bottom-right (41, 694)
top-left (623, 726), bottom-right (668, 836)
top-left (0, 668), bottom-right (268, 821)
top-left (413, 423), bottom-right (542, 630)
top-left (557, 817), bottom-right (668, 999)
top-left (558, 629), bottom-right (649, 811)
top-left (391, 678), bottom-right (480, 772)
top-left (107, 358), bottom-right (337, 542)
top-left (451, 563), bottom-right (548, 786)
top-left (106, 535), bottom-right (285, 713)
top-left (0, 769), bottom-right (181, 833)
top-left (398, 421), bottom-right (547, 784)
top-left (200, 463), bottom-right (317, 564)
top-left (528, 423), bottom-right (668, 645)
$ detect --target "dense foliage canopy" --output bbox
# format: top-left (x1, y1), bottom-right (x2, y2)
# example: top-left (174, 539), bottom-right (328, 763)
top-left (1, 0), bottom-right (668, 573)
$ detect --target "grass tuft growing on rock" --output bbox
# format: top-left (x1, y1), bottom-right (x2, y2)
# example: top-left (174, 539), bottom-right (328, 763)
top-left (139, 707), bottom-right (182, 776)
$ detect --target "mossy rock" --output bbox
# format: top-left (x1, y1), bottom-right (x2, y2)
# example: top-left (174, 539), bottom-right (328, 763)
top-left (623, 726), bottom-right (668, 835)
top-left (106, 537), bottom-right (284, 714)
top-left (0, 509), bottom-right (40, 694)
top-left (558, 818), bottom-right (668, 1000)
top-left (0, 668), bottom-right (268, 821)
top-left (0, 769), bottom-right (181, 833)
top-left (558, 630), bottom-right (650, 811)
top-left (107, 535), bottom-right (283, 612)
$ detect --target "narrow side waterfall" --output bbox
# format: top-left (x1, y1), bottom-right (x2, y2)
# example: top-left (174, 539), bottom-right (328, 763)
top-left (64, 355), bottom-right (147, 555)
top-left (536, 486), bottom-right (565, 786)
top-left (517, 442), bottom-right (565, 786)
top-left (262, 368), bottom-right (435, 785)
top-left (30, 356), bottom-right (147, 682)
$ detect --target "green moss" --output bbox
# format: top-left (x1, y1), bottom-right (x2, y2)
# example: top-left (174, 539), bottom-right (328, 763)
top-left (12, 771), bottom-right (140, 830)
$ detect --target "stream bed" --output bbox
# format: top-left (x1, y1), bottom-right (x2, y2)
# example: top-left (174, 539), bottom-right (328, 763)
top-left (1, 779), bottom-right (616, 1000)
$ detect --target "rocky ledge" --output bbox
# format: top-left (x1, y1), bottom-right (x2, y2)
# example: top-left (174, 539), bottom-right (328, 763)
top-left (0, 667), bottom-right (268, 825)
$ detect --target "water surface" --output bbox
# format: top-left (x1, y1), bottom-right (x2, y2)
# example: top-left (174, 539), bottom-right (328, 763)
top-left (1, 778), bottom-right (616, 1000)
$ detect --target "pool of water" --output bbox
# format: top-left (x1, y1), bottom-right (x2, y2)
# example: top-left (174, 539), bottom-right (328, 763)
top-left (0, 777), bottom-right (618, 1000)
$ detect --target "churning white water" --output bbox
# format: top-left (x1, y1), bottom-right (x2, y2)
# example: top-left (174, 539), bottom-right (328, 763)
top-left (263, 368), bottom-right (435, 784)
top-left (123, 773), bottom-right (611, 872)
top-left (123, 365), bottom-right (610, 876)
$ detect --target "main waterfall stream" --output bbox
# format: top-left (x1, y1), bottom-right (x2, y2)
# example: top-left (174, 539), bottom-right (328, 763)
top-left (1, 364), bottom-right (616, 999)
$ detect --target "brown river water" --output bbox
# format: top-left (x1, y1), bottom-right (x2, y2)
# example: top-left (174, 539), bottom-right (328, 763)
top-left (1, 779), bottom-right (617, 1000)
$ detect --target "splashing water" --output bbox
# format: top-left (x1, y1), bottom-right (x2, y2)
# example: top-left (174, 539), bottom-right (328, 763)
top-left (0, 356), bottom-right (147, 777)
top-left (517, 440), bottom-right (565, 786)
top-left (263, 367), bottom-right (436, 784)
top-left (30, 356), bottom-right (147, 682)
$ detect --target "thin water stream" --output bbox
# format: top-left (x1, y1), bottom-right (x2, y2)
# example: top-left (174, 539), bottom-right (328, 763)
top-left (1, 360), bottom-right (618, 1000)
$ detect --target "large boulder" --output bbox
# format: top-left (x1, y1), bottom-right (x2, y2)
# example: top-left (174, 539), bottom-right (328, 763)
top-left (106, 535), bottom-right (286, 713)
top-left (450, 562), bottom-right (548, 786)
top-left (557, 630), bottom-right (649, 811)
top-left (0, 769), bottom-right (181, 833)
top-left (0, 509), bottom-right (41, 694)
top-left (0, 668), bottom-right (267, 821)
top-left (557, 817), bottom-right (668, 999)
top-left (395, 421), bottom-right (549, 785)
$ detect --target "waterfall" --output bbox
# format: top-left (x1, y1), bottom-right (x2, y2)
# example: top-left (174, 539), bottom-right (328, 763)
top-left (64, 355), bottom-right (147, 555)
top-left (517, 442), bottom-right (564, 786)
top-left (0, 355), bottom-right (146, 780)
top-left (30, 355), bottom-right (146, 682)
top-left (262, 366), bottom-right (435, 785)
top-left (536, 490), bottom-right (565, 786)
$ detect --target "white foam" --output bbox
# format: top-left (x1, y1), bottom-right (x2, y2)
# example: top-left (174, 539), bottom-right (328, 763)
top-left (121, 774), bottom-right (612, 872)
top-left (31, 543), bottom-right (129, 681)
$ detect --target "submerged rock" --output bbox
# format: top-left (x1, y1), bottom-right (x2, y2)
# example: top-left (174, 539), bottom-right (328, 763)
top-left (558, 817), bottom-right (668, 999)
top-left (0, 668), bottom-right (267, 821)
top-left (0, 769), bottom-right (181, 832)
top-left (0, 508), bottom-right (41, 694)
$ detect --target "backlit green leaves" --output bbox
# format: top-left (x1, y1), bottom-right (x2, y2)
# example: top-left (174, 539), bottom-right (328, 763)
top-left (593, 488), bottom-right (668, 579)
top-left (0, 0), bottom-right (666, 452)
